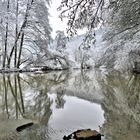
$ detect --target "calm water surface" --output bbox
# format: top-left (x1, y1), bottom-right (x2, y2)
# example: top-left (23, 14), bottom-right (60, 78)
top-left (0, 69), bottom-right (140, 140)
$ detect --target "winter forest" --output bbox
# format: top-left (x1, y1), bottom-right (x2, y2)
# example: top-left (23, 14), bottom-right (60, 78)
top-left (0, 0), bottom-right (139, 72)
top-left (0, 0), bottom-right (140, 140)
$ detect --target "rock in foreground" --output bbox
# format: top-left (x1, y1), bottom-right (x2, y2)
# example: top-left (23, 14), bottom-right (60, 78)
top-left (63, 129), bottom-right (101, 140)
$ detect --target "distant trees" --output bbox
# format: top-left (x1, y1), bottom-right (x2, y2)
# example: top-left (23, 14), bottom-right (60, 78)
top-left (79, 34), bottom-right (95, 69)
top-left (55, 31), bottom-right (70, 68)
top-left (0, 0), bottom-right (52, 69)
top-left (47, 31), bottom-right (70, 69)
top-left (55, 31), bottom-right (67, 53)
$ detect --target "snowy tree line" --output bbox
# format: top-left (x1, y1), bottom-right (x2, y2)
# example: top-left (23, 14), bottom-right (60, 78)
top-left (0, 0), bottom-right (51, 69)
top-left (0, 0), bottom-right (139, 72)
top-left (57, 0), bottom-right (140, 72)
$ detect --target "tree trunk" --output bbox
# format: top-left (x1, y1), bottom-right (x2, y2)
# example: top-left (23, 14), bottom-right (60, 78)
top-left (17, 32), bottom-right (24, 68)
top-left (3, 0), bottom-right (10, 69)
top-left (3, 75), bottom-right (9, 118)
top-left (7, 0), bottom-right (34, 68)
top-left (14, 0), bottom-right (19, 68)
top-left (14, 75), bottom-right (18, 119)
top-left (17, 74), bottom-right (25, 114)
top-left (7, 75), bottom-right (23, 116)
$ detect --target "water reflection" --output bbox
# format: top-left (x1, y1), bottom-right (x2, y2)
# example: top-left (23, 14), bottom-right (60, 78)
top-left (101, 72), bottom-right (140, 140)
top-left (49, 95), bottom-right (104, 139)
top-left (0, 70), bottom-right (140, 140)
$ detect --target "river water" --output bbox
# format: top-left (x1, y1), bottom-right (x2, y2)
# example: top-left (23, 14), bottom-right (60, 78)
top-left (0, 69), bottom-right (140, 140)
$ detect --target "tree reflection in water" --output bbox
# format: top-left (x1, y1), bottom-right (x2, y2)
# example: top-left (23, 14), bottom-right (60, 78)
top-left (0, 71), bottom-right (72, 139)
top-left (0, 70), bottom-right (140, 140)
top-left (100, 72), bottom-right (140, 140)
top-left (0, 74), bottom-right (53, 139)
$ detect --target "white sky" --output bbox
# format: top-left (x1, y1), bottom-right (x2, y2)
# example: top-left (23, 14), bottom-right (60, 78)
top-left (49, 0), bottom-right (67, 38)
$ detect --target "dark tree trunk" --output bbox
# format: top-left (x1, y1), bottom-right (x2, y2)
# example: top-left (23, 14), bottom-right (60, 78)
top-left (14, 0), bottom-right (19, 68)
top-left (17, 32), bottom-right (24, 68)
top-left (3, 0), bottom-right (10, 69)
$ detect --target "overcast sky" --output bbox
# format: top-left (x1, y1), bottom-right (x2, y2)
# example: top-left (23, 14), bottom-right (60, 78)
top-left (49, 0), bottom-right (67, 38)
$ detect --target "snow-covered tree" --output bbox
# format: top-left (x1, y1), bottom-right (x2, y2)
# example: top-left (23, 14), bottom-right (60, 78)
top-left (59, 0), bottom-right (140, 36)
top-left (25, 0), bottom-right (52, 53)
top-left (55, 30), bottom-right (67, 53)
top-left (48, 31), bottom-right (69, 69)
top-left (99, 0), bottom-right (140, 71)
top-left (20, 0), bottom-right (52, 68)
top-left (0, 0), bottom-right (52, 69)
top-left (58, 0), bottom-right (104, 36)
top-left (59, 0), bottom-right (140, 71)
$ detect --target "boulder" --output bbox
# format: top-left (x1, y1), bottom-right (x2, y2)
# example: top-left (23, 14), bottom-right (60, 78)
top-left (63, 129), bottom-right (101, 140)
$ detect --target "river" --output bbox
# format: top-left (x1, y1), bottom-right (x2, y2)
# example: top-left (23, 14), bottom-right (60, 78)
top-left (0, 69), bottom-right (140, 140)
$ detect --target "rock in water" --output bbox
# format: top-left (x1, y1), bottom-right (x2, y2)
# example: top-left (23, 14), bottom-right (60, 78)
top-left (75, 129), bottom-right (101, 140)
top-left (63, 129), bottom-right (101, 140)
